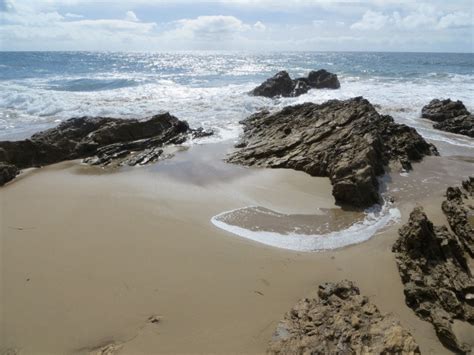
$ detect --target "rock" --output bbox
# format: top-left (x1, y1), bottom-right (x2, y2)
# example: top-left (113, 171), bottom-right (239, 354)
top-left (250, 71), bottom-right (307, 98)
top-left (421, 99), bottom-right (469, 122)
top-left (421, 99), bottom-right (473, 138)
top-left (297, 69), bottom-right (340, 89)
top-left (433, 114), bottom-right (474, 138)
top-left (0, 113), bottom-right (208, 186)
top-left (442, 178), bottom-right (474, 257)
top-left (250, 69), bottom-right (339, 98)
top-left (227, 97), bottom-right (437, 208)
top-left (393, 207), bottom-right (474, 353)
top-left (0, 163), bottom-right (19, 185)
top-left (268, 280), bottom-right (420, 354)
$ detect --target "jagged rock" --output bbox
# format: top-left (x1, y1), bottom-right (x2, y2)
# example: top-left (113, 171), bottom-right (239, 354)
top-left (433, 114), bottom-right (474, 138)
top-left (393, 207), bottom-right (474, 353)
top-left (0, 163), bottom-right (18, 185)
top-left (0, 113), bottom-right (209, 186)
top-left (251, 69), bottom-right (339, 98)
top-left (421, 99), bottom-right (473, 138)
top-left (442, 178), bottom-right (474, 257)
top-left (250, 71), bottom-right (308, 98)
top-left (297, 69), bottom-right (341, 89)
top-left (227, 97), bottom-right (437, 208)
top-left (268, 280), bottom-right (420, 354)
top-left (422, 99), bottom-right (469, 122)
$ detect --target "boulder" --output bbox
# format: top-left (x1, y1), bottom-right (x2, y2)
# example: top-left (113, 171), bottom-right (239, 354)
top-left (0, 163), bottom-right (18, 186)
top-left (433, 114), bottom-right (474, 138)
top-left (421, 99), bottom-right (473, 138)
top-left (421, 99), bottom-right (469, 122)
top-left (393, 206), bottom-right (474, 353)
top-left (250, 69), bottom-right (339, 98)
top-left (227, 97), bottom-right (438, 208)
top-left (250, 71), bottom-right (308, 98)
top-left (268, 280), bottom-right (420, 354)
top-left (298, 69), bottom-right (340, 89)
top-left (0, 113), bottom-right (209, 186)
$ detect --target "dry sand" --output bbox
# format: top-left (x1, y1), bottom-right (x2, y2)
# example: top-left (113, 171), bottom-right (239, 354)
top-left (0, 143), bottom-right (472, 354)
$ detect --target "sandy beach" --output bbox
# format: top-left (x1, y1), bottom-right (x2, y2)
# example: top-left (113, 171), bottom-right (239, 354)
top-left (1, 142), bottom-right (472, 354)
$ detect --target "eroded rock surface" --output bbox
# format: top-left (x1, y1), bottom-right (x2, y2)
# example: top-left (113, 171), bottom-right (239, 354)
top-left (228, 97), bottom-right (437, 208)
top-left (251, 69), bottom-right (340, 98)
top-left (393, 206), bottom-right (474, 353)
top-left (421, 99), bottom-right (474, 137)
top-left (268, 280), bottom-right (420, 354)
top-left (0, 113), bottom-right (209, 186)
top-left (442, 178), bottom-right (474, 257)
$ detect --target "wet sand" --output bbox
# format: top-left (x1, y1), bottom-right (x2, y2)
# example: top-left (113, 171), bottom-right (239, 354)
top-left (1, 143), bottom-right (472, 354)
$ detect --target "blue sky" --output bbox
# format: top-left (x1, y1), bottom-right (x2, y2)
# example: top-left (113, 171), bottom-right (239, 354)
top-left (1, 0), bottom-right (473, 52)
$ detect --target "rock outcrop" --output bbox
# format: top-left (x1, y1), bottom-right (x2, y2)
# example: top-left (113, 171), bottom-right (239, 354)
top-left (227, 97), bottom-right (438, 208)
top-left (268, 280), bottom-right (420, 354)
top-left (421, 99), bottom-right (474, 137)
top-left (442, 178), bottom-right (474, 257)
top-left (251, 69), bottom-right (340, 98)
top-left (0, 113), bottom-right (211, 186)
top-left (393, 206), bottom-right (474, 353)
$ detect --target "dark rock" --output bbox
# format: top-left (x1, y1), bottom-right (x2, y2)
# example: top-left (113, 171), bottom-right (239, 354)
top-left (227, 97), bottom-right (437, 208)
top-left (393, 207), bottom-right (474, 354)
top-left (442, 179), bottom-right (474, 257)
top-left (268, 280), bottom-right (420, 354)
top-left (298, 69), bottom-right (341, 89)
top-left (421, 99), bottom-right (469, 122)
top-left (433, 114), bottom-right (474, 138)
top-left (0, 163), bottom-right (18, 185)
top-left (0, 113), bottom-right (200, 186)
top-left (250, 69), bottom-right (339, 98)
top-left (421, 99), bottom-right (473, 138)
top-left (250, 71), bottom-right (305, 98)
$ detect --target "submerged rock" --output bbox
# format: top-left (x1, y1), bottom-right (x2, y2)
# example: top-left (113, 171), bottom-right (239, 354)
top-left (268, 280), bottom-right (420, 354)
top-left (0, 113), bottom-right (209, 186)
top-left (251, 69), bottom-right (340, 98)
top-left (421, 99), bottom-right (473, 137)
top-left (393, 206), bottom-right (474, 353)
top-left (227, 97), bottom-right (437, 208)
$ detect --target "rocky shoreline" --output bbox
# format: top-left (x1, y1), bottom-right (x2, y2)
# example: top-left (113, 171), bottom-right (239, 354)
top-left (227, 97), bottom-right (437, 209)
top-left (1, 82), bottom-right (473, 353)
top-left (0, 113), bottom-right (212, 186)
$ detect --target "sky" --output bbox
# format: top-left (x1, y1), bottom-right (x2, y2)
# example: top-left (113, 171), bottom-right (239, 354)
top-left (0, 0), bottom-right (473, 52)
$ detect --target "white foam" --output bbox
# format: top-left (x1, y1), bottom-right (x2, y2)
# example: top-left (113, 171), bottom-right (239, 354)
top-left (211, 201), bottom-right (401, 252)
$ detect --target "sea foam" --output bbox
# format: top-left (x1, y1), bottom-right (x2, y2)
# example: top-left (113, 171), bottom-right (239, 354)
top-left (211, 201), bottom-right (401, 252)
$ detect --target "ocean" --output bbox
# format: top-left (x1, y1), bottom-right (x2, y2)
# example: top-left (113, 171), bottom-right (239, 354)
top-left (0, 51), bottom-right (473, 157)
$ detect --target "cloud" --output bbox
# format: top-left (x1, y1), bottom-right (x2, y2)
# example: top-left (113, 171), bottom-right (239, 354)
top-left (351, 10), bottom-right (389, 30)
top-left (169, 15), bottom-right (251, 40)
top-left (253, 21), bottom-right (266, 31)
top-left (124, 10), bottom-right (138, 22)
top-left (64, 12), bottom-right (83, 18)
top-left (437, 12), bottom-right (472, 29)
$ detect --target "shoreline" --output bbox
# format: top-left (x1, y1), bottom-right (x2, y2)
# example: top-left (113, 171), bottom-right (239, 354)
top-left (1, 141), bottom-right (472, 354)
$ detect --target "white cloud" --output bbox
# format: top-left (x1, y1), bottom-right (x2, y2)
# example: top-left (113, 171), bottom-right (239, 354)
top-left (437, 12), bottom-right (472, 29)
top-left (169, 15), bottom-right (251, 40)
top-left (351, 10), bottom-right (389, 30)
top-left (64, 12), bottom-right (83, 19)
top-left (253, 21), bottom-right (266, 31)
top-left (124, 10), bottom-right (138, 22)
